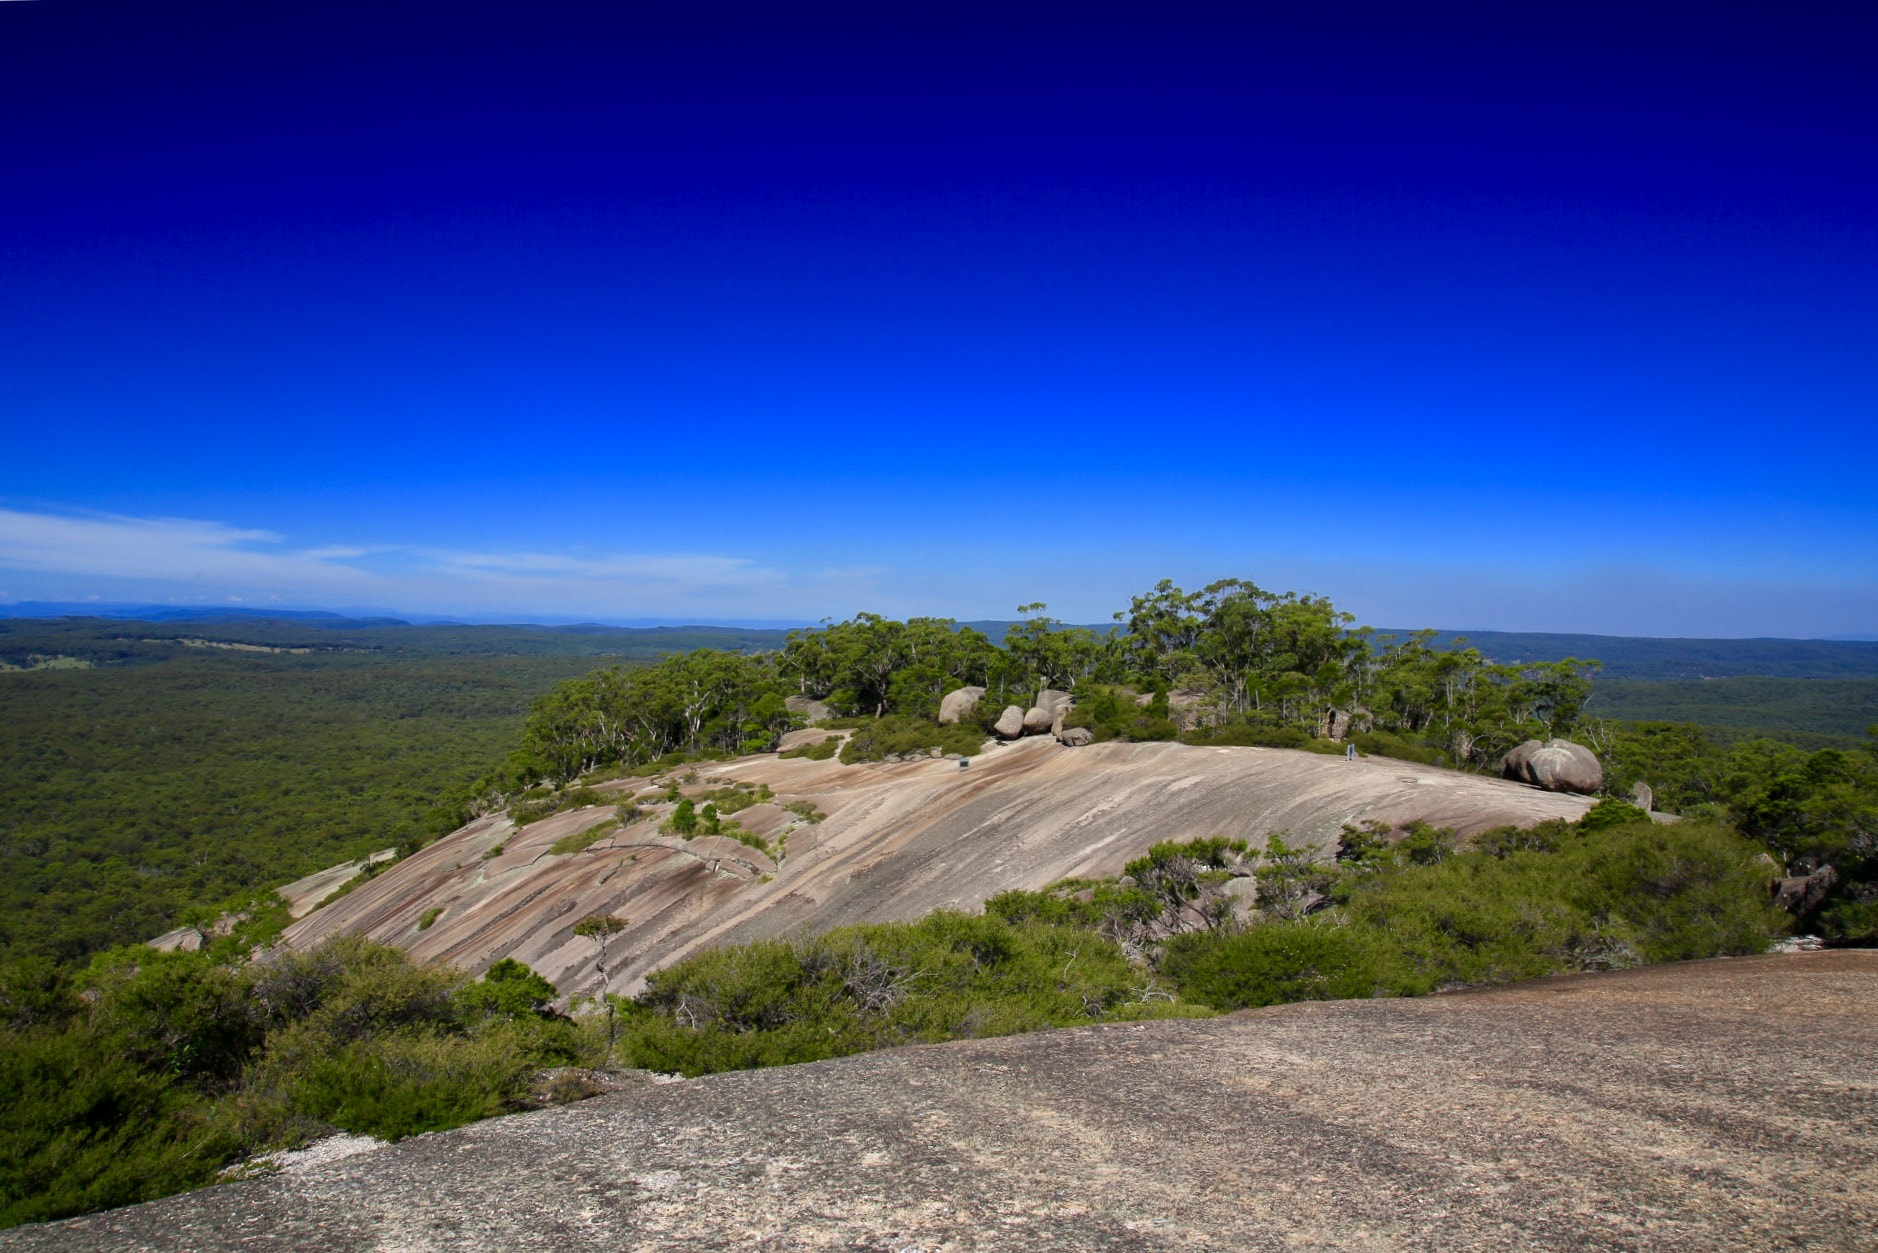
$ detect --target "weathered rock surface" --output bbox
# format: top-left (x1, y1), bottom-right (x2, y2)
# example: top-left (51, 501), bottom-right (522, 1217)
top-left (1057, 725), bottom-right (1094, 747)
top-left (18, 952), bottom-right (1874, 1251)
top-left (1629, 780), bottom-right (1655, 811)
top-left (1162, 687), bottom-right (1209, 729)
top-left (1501, 738), bottom-right (1603, 794)
top-left (277, 738), bottom-right (1592, 1001)
top-left (937, 685), bottom-right (985, 724)
top-left (992, 705), bottom-right (1026, 738)
top-left (775, 727), bottom-right (844, 753)
top-left (1775, 864), bottom-right (1837, 915)
top-left (1033, 688), bottom-right (1072, 722)
top-left (784, 695), bottom-right (833, 724)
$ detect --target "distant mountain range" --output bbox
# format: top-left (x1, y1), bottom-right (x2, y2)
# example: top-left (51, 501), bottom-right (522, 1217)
top-left (3, 604), bottom-right (1875, 682)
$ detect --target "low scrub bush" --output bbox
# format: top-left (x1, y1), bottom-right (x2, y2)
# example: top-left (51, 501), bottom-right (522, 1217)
top-left (1351, 731), bottom-right (1447, 766)
top-left (837, 716), bottom-right (985, 763)
top-left (779, 737), bottom-right (838, 760)
top-left (511, 786), bottom-right (605, 828)
top-left (1163, 814), bottom-right (1788, 1009)
top-left (1162, 922), bottom-right (1395, 1009)
top-left (1060, 686), bottom-right (1178, 743)
top-left (0, 939), bottom-right (597, 1227)
top-left (616, 911), bottom-right (1210, 1077)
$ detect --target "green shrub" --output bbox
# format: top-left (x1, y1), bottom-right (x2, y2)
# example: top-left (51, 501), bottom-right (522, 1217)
top-left (779, 737), bottom-right (839, 760)
top-left (700, 784), bottom-right (770, 814)
top-left (1182, 724), bottom-right (1309, 749)
top-left (0, 1027), bottom-right (235, 1226)
top-left (1351, 731), bottom-right (1447, 766)
top-left (837, 716), bottom-right (984, 763)
top-left (617, 911), bottom-right (1209, 1077)
top-left (1343, 818), bottom-right (1785, 984)
top-left (1578, 798), bottom-right (1651, 834)
top-left (1817, 890), bottom-right (1878, 944)
top-left (417, 908), bottom-right (443, 931)
top-left (275, 1027), bottom-right (533, 1141)
top-left (1062, 687), bottom-right (1179, 743)
top-left (1166, 815), bottom-right (1787, 1007)
top-left (782, 800), bottom-right (825, 824)
top-left (1162, 922), bottom-right (1394, 1010)
top-left (662, 799), bottom-right (698, 836)
top-left (512, 786), bottom-right (605, 828)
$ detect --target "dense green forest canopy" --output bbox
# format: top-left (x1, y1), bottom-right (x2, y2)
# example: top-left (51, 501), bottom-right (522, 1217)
top-left (1584, 677), bottom-right (1878, 749)
top-left (501, 579), bottom-right (1604, 792)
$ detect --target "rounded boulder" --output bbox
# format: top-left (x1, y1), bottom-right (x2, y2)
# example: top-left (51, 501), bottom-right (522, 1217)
top-left (1501, 738), bottom-right (1603, 794)
top-left (939, 686), bottom-right (986, 725)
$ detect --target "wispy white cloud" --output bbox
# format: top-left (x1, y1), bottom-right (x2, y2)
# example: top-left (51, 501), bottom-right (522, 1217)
top-left (0, 505), bottom-right (840, 617)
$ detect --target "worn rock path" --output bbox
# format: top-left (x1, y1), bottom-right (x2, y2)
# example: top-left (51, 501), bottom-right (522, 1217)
top-left (13, 951), bottom-right (1874, 1251)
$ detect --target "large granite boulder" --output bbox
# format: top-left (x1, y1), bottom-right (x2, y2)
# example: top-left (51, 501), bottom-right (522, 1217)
top-left (938, 686), bottom-right (985, 725)
top-left (1501, 739), bottom-right (1603, 794)
top-left (1167, 688), bottom-right (1209, 731)
top-left (1628, 781), bottom-right (1655, 812)
top-left (1775, 864), bottom-right (1836, 915)
top-left (1058, 726), bottom-right (1094, 747)
top-left (1022, 705), bottom-right (1055, 733)
top-left (1035, 689), bottom-right (1072, 721)
top-left (785, 695), bottom-right (834, 724)
top-left (993, 706), bottom-right (1026, 739)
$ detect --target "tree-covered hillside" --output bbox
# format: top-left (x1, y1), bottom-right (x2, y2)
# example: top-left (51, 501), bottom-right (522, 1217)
top-left (1586, 677), bottom-right (1878, 748)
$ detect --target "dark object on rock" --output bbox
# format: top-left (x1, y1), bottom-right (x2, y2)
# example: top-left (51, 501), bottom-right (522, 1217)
top-left (1501, 738), bottom-right (1603, 794)
top-left (1775, 864), bottom-right (1837, 916)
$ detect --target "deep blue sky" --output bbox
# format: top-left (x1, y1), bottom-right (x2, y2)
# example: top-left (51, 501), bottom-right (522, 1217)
top-left (2, 2), bottom-right (1873, 634)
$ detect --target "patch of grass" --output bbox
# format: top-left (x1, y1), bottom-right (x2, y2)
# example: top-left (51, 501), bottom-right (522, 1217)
top-left (480, 844), bottom-right (505, 861)
top-left (783, 800), bottom-right (825, 824)
top-left (547, 821), bottom-right (617, 856)
top-left (311, 856), bottom-right (396, 912)
top-left (700, 783), bottom-right (771, 815)
top-left (416, 907), bottom-right (443, 931)
top-left (779, 737), bottom-right (839, 761)
top-left (511, 786), bottom-right (604, 827)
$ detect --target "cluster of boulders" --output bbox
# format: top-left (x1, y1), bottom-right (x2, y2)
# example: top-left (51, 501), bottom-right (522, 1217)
top-left (940, 686), bottom-right (1092, 746)
top-left (1500, 738), bottom-right (1604, 795)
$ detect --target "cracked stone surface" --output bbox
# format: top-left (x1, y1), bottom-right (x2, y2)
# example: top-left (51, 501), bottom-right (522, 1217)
top-left (10, 950), bottom-right (1874, 1251)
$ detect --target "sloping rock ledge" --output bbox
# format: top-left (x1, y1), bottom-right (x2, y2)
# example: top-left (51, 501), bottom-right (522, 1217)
top-left (11, 951), bottom-right (1874, 1251)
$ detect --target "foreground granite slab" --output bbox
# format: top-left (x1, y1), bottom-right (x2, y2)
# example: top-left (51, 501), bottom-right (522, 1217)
top-left (10, 951), bottom-right (1874, 1251)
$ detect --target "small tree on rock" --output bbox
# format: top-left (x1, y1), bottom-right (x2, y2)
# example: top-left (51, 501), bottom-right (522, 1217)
top-left (573, 913), bottom-right (630, 1061)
